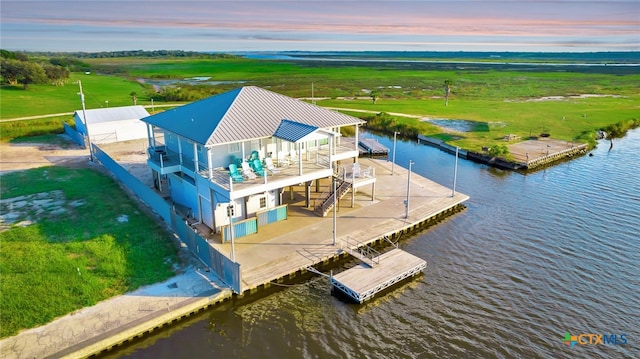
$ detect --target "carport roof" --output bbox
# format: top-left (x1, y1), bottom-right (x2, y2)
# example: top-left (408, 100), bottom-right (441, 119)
top-left (140, 86), bottom-right (365, 146)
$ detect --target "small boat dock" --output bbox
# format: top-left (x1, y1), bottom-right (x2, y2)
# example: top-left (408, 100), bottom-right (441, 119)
top-left (331, 244), bottom-right (426, 303)
top-left (358, 138), bottom-right (389, 156)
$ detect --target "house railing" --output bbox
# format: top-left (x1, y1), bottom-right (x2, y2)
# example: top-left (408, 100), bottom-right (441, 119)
top-left (339, 163), bottom-right (375, 182)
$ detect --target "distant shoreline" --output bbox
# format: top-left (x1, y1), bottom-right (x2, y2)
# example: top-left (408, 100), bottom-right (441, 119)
top-left (238, 50), bottom-right (640, 66)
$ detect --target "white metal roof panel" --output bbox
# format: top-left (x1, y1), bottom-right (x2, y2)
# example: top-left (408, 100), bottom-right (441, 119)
top-left (74, 105), bottom-right (150, 125)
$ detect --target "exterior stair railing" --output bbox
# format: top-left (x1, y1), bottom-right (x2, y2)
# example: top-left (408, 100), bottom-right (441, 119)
top-left (314, 176), bottom-right (351, 217)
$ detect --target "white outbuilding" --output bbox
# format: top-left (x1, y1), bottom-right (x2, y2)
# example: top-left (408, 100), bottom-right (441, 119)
top-left (74, 105), bottom-right (150, 144)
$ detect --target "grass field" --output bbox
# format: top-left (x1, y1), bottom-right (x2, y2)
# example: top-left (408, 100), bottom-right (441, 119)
top-left (319, 95), bottom-right (639, 150)
top-left (0, 72), bottom-right (146, 119)
top-left (1, 56), bottom-right (638, 149)
top-left (0, 166), bottom-right (179, 338)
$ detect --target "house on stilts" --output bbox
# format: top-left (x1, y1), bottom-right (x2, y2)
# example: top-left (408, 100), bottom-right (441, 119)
top-left (141, 86), bottom-right (376, 240)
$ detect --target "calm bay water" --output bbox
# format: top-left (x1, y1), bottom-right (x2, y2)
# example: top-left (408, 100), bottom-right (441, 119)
top-left (112, 130), bottom-right (639, 359)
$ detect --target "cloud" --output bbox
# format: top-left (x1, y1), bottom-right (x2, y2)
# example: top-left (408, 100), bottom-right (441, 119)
top-left (1, 0), bottom-right (638, 51)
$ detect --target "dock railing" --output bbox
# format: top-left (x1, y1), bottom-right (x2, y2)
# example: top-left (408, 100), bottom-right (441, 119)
top-left (341, 236), bottom-right (381, 266)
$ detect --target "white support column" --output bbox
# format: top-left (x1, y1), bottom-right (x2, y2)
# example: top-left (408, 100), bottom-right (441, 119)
top-left (329, 134), bottom-right (333, 170)
top-left (208, 147), bottom-right (213, 179)
top-left (178, 138), bottom-right (183, 165)
top-left (298, 142), bottom-right (303, 175)
top-left (354, 125), bottom-right (359, 152)
top-left (193, 142), bottom-right (199, 173)
top-left (146, 124), bottom-right (153, 149)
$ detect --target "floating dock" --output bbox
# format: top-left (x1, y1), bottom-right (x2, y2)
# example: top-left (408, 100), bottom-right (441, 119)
top-left (330, 248), bottom-right (427, 303)
top-left (358, 138), bottom-right (389, 156)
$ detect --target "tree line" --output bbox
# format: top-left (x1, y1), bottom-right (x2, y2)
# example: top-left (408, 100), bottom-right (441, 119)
top-left (1, 50), bottom-right (71, 89)
top-left (19, 49), bottom-right (239, 59)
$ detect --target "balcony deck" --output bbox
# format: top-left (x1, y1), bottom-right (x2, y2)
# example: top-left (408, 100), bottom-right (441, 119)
top-left (147, 143), bottom-right (359, 196)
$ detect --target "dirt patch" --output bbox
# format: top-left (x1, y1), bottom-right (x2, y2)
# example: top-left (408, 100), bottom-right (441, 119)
top-left (0, 137), bottom-right (90, 175)
top-left (0, 190), bottom-right (87, 232)
top-left (505, 94), bottom-right (623, 103)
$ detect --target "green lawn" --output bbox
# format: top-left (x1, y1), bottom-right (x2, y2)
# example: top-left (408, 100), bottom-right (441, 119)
top-left (0, 166), bottom-right (179, 338)
top-left (0, 72), bottom-right (147, 119)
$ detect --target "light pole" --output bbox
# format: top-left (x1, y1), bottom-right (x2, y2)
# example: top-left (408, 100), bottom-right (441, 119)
top-left (228, 204), bottom-right (236, 261)
top-left (77, 80), bottom-right (93, 162)
top-left (405, 160), bottom-right (414, 219)
top-left (391, 131), bottom-right (399, 175)
top-left (332, 176), bottom-right (337, 245)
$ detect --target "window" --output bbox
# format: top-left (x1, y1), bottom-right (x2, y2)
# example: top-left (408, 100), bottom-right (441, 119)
top-left (259, 197), bottom-right (267, 209)
top-left (229, 143), bottom-right (240, 153)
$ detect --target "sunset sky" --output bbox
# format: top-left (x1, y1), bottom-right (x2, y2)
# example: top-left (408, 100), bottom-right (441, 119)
top-left (1, 0), bottom-right (638, 53)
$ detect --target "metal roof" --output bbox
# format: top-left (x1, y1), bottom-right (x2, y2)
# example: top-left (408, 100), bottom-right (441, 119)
top-left (141, 86), bottom-right (366, 146)
top-left (74, 105), bottom-right (150, 124)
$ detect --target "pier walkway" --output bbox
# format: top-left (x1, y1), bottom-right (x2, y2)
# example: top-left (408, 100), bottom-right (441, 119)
top-left (358, 138), bottom-right (389, 156)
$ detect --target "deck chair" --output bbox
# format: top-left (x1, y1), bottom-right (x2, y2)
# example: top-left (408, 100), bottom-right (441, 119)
top-left (264, 157), bottom-right (280, 174)
top-left (240, 161), bottom-right (257, 179)
top-left (252, 159), bottom-right (266, 176)
top-left (353, 162), bottom-right (360, 178)
top-left (289, 149), bottom-right (298, 163)
top-left (230, 154), bottom-right (242, 166)
top-left (276, 152), bottom-right (290, 167)
top-left (228, 164), bottom-right (244, 183)
top-left (250, 150), bottom-right (260, 162)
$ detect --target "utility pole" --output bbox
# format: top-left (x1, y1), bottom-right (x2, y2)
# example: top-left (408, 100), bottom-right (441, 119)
top-left (77, 80), bottom-right (93, 162)
top-left (333, 176), bottom-right (337, 246)
top-left (391, 131), bottom-right (399, 175)
top-left (405, 160), bottom-right (414, 219)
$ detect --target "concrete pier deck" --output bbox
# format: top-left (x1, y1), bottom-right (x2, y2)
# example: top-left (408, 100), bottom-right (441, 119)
top-left (207, 157), bottom-right (468, 293)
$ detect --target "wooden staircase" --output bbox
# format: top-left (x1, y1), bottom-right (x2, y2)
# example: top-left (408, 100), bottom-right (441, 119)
top-left (314, 177), bottom-right (351, 217)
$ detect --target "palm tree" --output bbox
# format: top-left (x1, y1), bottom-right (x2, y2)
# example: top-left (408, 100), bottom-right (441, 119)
top-left (130, 91), bottom-right (137, 105)
top-left (444, 80), bottom-right (452, 107)
top-left (370, 90), bottom-right (378, 104)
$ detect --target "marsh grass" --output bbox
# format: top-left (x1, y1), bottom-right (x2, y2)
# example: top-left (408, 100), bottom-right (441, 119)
top-left (0, 167), bottom-right (178, 338)
top-left (2, 57), bottom-right (638, 150)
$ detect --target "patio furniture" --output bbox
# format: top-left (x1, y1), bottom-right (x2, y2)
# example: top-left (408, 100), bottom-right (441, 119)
top-left (264, 157), bottom-right (280, 174)
top-left (241, 161), bottom-right (257, 179)
top-left (228, 164), bottom-right (244, 183)
top-left (252, 159), bottom-right (266, 176)
top-left (276, 152), bottom-right (290, 167)
top-left (289, 149), bottom-right (298, 163)
top-left (250, 150), bottom-right (260, 162)
top-left (230, 154), bottom-right (243, 166)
